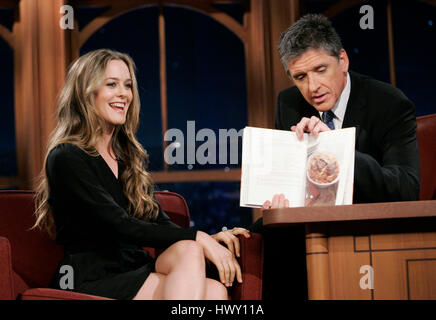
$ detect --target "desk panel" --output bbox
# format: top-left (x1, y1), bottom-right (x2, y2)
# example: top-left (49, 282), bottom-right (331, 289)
top-left (264, 201), bottom-right (436, 300)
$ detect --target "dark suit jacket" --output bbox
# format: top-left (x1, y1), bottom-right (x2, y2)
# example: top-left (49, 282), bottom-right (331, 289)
top-left (275, 71), bottom-right (420, 203)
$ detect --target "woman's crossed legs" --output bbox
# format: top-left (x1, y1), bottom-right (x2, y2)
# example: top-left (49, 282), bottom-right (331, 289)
top-left (133, 240), bottom-right (228, 300)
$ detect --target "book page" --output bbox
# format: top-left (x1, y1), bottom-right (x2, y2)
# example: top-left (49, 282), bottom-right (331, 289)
top-left (240, 127), bottom-right (308, 208)
top-left (304, 127), bottom-right (355, 207)
top-left (342, 138), bottom-right (355, 204)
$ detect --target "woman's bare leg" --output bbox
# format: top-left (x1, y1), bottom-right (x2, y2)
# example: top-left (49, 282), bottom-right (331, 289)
top-left (155, 240), bottom-right (206, 299)
top-left (204, 278), bottom-right (228, 300)
top-left (133, 272), bottom-right (165, 300)
top-left (134, 240), bottom-right (205, 299)
top-left (133, 240), bottom-right (228, 300)
top-left (133, 275), bottom-right (228, 300)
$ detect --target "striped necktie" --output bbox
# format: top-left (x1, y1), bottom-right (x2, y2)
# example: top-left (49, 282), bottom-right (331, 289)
top-left (323, 110), bottom-right (335, 130)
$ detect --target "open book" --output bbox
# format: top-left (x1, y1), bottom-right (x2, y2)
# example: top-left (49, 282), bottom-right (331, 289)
top-left (240, 126), bottom-right (355, 208)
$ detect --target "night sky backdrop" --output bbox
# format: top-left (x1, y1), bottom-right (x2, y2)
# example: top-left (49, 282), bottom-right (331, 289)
top-left (0, 1), bottom-right (434, 232)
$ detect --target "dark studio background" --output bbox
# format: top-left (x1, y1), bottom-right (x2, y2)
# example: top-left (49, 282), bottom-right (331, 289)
top-left (0, 0), bottom-right (434, 235)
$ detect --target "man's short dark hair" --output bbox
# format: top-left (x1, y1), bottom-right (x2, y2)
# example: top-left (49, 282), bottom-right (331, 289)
top-left (278, 14), bottom-right (343, 75)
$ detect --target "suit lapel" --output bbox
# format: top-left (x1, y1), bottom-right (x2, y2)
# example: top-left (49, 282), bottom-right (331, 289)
top-left (342, 72), bottom-right (367, 142)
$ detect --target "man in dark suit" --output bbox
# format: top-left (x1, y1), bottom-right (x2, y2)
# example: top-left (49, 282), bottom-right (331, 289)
top-left (250, 13), bottom-right (420, 300)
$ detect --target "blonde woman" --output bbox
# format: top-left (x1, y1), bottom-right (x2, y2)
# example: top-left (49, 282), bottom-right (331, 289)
top-left (33, 49), bottom-right (250, 300)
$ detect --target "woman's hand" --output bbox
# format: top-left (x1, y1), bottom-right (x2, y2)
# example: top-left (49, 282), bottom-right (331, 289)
top-left (211, 227), bottom-right (251, 258)
top-left (196, 231), bottom-right (242, 287)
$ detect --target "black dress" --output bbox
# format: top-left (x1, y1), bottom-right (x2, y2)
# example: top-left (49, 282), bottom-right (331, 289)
top-left (47, 143), bottom-right (197, 299)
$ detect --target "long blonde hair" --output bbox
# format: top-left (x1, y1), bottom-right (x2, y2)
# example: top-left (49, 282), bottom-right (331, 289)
top-left (33, 49), bottom-right (159, 238)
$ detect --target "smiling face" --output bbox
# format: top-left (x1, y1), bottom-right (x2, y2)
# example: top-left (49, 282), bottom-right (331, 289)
top-left (94, 59), bottom-right (133, 131)
top-left (287, 48), bottom-right (349, 112)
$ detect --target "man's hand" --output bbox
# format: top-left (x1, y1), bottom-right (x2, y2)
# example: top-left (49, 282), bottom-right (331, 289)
top-left (262, 194), bottom-right (290, 209)
top-left (290, 116), bottom-right (331, 140)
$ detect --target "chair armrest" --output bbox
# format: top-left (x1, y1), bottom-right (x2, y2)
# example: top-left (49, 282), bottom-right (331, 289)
top-left (20, 288), bottom-right (112, 300)
top-left (0, 237), bottom-right (15, 300)
top-left (229, 233), bottom-right (264, 300)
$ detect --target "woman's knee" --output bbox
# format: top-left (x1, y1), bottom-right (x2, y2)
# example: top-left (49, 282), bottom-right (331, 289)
top-left (172, 240), bottom-right (204, 260)
top-left (156, 240), bottom-right (205, 274)
top-left (205, 278), bottom-right (228, 300)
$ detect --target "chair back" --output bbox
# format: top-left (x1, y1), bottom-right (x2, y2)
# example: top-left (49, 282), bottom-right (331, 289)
top-left (417, 114), bottom-right (436, 200)
top-left (145, 191), bottom-right (191, 257)
top-left (0, 190), bottom-right (190, 295)
top-left (154, 191), bottom-right (191, 228)
top-left (0, 190), bottom-right (62, 293)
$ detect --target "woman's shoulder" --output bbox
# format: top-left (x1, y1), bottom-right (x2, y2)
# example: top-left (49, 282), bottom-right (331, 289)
top-left (49, 142), bottom-right (83, 157)
top-left (47, 143), bottom-right (92, 166)
top-left (46, 143), bottom-right (99, 180)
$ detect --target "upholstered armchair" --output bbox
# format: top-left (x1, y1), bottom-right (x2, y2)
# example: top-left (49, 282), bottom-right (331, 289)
top-left (0, 190), bottom-right (263, 300)
top-left (416, 113), bottom-right (436, 200)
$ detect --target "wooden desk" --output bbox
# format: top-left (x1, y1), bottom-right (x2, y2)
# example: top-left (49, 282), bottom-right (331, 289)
top-left (263, 201), bottom-right (436, 300)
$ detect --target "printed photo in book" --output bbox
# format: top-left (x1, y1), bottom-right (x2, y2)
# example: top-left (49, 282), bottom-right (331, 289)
top-left (239, 126), bottom-right (355, 208)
